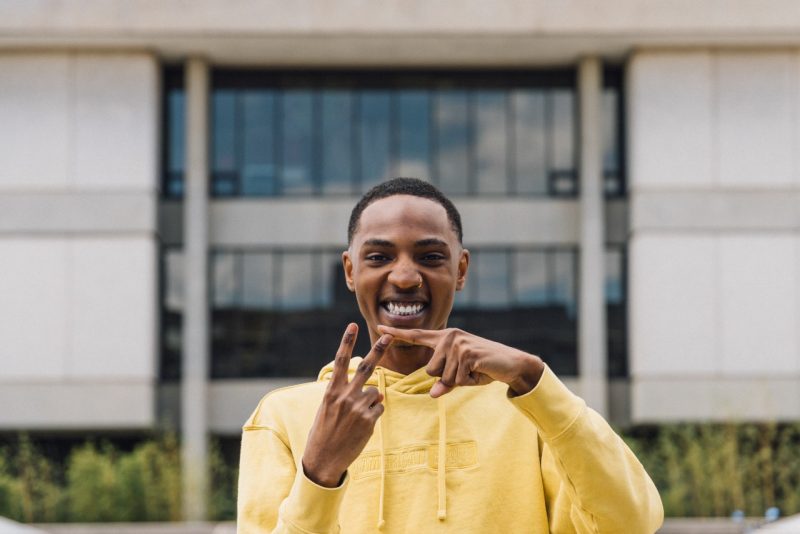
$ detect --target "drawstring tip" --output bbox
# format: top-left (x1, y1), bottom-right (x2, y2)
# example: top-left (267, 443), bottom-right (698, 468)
top-left (437, 510), bottom-right (447, 521)
top-left (377, 518), bottom-right (386, 529)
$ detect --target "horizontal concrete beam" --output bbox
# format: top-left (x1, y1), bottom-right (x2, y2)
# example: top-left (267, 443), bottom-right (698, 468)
top-left (155, 377), bottom-right (629, 435)
top-left (0, 191), bottom-right (157, 235)
top-left (632, 190), bottom-right (800, 232)
top-left (5, 1), bottom-right (800, 36)
top-left (160, 199), bottom-right (628, 247)
top-left (0, 380), bottom-right (155, 429)
top-left (632, 376), bottom-right (800, 422)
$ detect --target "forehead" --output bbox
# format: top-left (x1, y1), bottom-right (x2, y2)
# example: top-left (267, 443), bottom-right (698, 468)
top-left (354, 195), bottom-right (456, 244)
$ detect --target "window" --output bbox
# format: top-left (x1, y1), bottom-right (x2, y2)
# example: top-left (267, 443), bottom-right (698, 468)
top-left (162, 69), bottom-right (625, 198)
top-left (161, 246), bottom-right (627, 380)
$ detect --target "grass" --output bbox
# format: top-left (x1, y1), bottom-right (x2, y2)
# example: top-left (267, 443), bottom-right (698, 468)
top-left (0, 423), bottom-right (798, 522)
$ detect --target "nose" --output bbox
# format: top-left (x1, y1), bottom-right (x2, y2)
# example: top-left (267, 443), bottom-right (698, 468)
top-left (387, 257), bottom-right (422, 289)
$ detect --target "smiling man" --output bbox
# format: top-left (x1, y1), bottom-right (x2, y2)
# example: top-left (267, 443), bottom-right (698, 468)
top-left (237, 178), bottom-right (663, 533)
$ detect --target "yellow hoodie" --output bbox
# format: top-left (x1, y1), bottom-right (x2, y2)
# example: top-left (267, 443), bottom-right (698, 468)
top-left (237, 359), bottom-right (663, 533)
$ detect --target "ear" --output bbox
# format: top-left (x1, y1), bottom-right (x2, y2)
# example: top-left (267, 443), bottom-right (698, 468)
top-left (456, 248), bottom-right (470, 291)
top-left (342, 250), bottom-right (355, 292)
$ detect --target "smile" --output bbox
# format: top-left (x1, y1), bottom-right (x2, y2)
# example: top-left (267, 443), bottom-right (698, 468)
top-left (382, 301), bottom-right (427, 317)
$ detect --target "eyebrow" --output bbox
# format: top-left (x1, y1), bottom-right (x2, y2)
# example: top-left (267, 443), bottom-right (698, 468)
top-left (362, 238), bottom-right (450, 248)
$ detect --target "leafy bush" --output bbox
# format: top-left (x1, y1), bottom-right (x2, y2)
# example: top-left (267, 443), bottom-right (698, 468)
top-left (0, 424), bottom-right (797, 522)
top-left (627, 423), bottom-right (800, 517)
top-left (0, 433), bottom-right (233, 523)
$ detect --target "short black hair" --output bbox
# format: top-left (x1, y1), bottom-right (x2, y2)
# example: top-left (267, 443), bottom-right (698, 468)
top-left (347, 177), bottom-right (463, 245)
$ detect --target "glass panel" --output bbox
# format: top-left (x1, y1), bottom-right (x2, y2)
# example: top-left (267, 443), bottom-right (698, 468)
top-left (474, 90), bottom-right (508, 194)
top-left (605, 248), bottom-right (623, 304)
top-left (281, 90), bottom-right (315, 194)
top-left (241, 90), bottom-right (277, 196)
top-left (512, 90), bottom-right (547, 194)
top-left (550, 89), bottom-right (574, 170)
top-left (213, 253), bottom-right (239, 307)
top-left (513, 251), bottom-right (548, 306)
top-left (212, 90), bottom-right (238, 196)
top-left (602, 89), bottom-right (621, 195)
top-left (164, 250), bottom-right (184, 311)
top-left (548, 90), bottom-right (576, 195)
top-left (241, 253), bottom-right (275, 309)
top-left (434, 90), bottom-right (470, 195)
top-left (166, 90), bottom-right (185, 197)
top-left (278, 253), bottom-right (315, 310)
top-left (321, 91), bottom-right (354, 194)
top-left (360, 91), bottom-right (392, 191)
top-left (475, 251), bottom-right (509, 307)
top-left (551, 250), bottom-right (576, 317)
top-left (319, 251), bottom-right (341, 308)
top-left (396, 90), bottom-right (431, 179)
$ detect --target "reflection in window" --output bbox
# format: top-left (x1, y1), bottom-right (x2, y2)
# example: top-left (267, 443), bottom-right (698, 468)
top-left (321, 91), bottom-right (355, 194)
top-left (435, 90), bottom-right (470, 195)
top-left (360, 91), bottom-right (392, 191)
top-left (513, 91), bottom-right (548, 194)
top-left (242, 91), bottom-right (277, 195)
top-left (282, 90), bottom-right (315, 194)
top-left (163, 69), bottom-right (624, 198)
top-left (161, 246), bottom-right (627, 380)
top-left (474, 91), bottom-right (508, 194)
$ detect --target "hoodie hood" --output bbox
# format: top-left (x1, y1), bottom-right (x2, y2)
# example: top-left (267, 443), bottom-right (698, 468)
top-left (317, 357), bottom-right (439, 395)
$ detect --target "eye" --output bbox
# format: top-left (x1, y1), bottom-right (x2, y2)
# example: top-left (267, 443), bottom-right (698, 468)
top-left (365, 253), bottom-right (391, 263)
top-left (421, 253), bottom-right (446, 263)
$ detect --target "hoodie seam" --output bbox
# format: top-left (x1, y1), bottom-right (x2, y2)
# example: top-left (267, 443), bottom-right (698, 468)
top-left (242, 425), bottom-right (291, 450)
top-left (543, 405), bottom-right (588, 445)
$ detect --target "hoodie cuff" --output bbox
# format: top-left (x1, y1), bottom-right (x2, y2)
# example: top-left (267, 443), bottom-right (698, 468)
top-left (507, 364), bottom-right (586, 441)
top-left (279, 469), bottom-right (349, 533)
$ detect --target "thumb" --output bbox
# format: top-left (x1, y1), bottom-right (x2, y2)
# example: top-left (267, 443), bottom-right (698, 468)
top-left (430, 380), bottom-right (454, 398)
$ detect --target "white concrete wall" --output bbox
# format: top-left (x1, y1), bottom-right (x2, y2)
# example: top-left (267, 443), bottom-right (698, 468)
top-left (0, 52), bottom-right (159, 429)
top-left (629, 50), bottom-right (800, 421)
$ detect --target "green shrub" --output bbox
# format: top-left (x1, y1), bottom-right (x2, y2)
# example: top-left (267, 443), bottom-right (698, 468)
top-left (627, 423), bottom-right (800, 517)
top-left (1, 424), bottom-right (798, 522)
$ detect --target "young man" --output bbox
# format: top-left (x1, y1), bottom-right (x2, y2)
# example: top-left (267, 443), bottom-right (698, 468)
top-left (237, 178), bottom-right (663, 533)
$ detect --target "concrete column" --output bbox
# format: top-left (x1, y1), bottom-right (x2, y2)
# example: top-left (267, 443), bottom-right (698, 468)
top-left (578, 57), bottom-right (608, 417)
top-left (181, 57), bottom-right (210, 521)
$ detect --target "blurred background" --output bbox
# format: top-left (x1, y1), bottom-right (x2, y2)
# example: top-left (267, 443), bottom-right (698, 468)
top-left (1, 1), bottom-right (799, 530)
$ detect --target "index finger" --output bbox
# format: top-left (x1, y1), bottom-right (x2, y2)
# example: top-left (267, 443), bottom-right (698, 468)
top-left (377, 325), bottom-right (443, 349)
top-left (330, 323), bottom-right (358, 388)
top-left (349, 333), bottom-right (393, 391)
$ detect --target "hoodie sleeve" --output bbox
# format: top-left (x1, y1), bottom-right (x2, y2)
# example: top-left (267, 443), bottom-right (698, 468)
top-left (508, 365), bottom-right (664, 534)
top-left (237, 401), bottom-right (349, 533)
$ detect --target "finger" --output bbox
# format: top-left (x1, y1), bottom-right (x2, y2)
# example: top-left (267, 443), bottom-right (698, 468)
top-left (349, 334), bottom-right (392, 391)
top-left (377, 325), bottom-right (442, 349)
top-left (330, 323), bottom-right (358, 388)
top-left (368, 402), bottom-right (385, 422)
top-left (456, 357), bottom-right (478, 387)
top-left (430, 352), bottom-right (459, 399)
top-left (358, 386), bottom-right (383, 408)
top-left (425, 343), bottom-right (447, 377)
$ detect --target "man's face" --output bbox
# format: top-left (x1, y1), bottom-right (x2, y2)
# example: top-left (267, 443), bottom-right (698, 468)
top-left (343, 195), bottom-right (469, 342)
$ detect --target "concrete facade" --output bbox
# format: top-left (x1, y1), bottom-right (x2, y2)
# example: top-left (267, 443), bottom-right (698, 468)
top-left (0, 52), bottom-right (159, 429)
top-left (2, 1), bottom-right (800, 439)
top-left (628, 50), bottom-right (800, 420)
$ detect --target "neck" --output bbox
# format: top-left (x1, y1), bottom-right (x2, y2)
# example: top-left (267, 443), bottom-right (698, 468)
top-left (380, 344), bottom-right (434, 376)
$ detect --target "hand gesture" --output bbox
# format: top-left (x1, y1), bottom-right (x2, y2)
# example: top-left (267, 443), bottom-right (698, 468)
top-left (377, 325), bottom-right (544, 398)
top-left (302, 323), bottom-right (393, 487)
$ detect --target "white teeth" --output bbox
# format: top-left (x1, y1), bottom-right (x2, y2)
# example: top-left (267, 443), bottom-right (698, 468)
top-left (386, 302), bottom-right (424, 316)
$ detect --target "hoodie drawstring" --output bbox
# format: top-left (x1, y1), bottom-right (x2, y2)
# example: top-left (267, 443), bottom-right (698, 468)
top-left (377, 370), bottom-right (387, 530)
top-left (437, 395), bottom-right (447, 521)
top-left (372, 366), bottom-right (446, 528)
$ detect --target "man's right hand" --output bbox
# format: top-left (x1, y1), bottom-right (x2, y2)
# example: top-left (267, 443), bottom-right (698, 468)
top-left (301, 323), bottom-right (393, 487)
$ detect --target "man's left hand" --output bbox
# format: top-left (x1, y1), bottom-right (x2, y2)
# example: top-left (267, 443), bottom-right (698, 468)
top-left (377, 325), bottom-right (545, 397)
